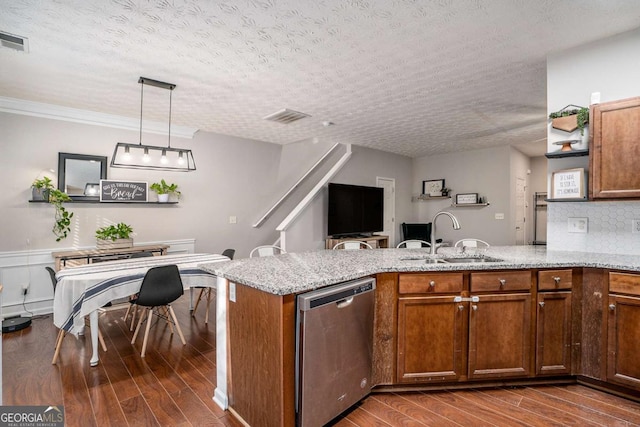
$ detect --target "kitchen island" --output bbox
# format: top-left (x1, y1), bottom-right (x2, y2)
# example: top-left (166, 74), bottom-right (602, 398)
top-left (201, 246), bottom-right (640, 427)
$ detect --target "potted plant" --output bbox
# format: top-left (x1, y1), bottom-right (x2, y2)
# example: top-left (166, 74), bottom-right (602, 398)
top-left (150, 179), bottom-right (181, 203)
top-left (549, 105), bottom-right (589, 136)
top-left (95, 222), bottom-right (134, 249)
top-left (49, 189), bottom-right (74, 242)
top-left (32, 176), bottom-right (54, 201)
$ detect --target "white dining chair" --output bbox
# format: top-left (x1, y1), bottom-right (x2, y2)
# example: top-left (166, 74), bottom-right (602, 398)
top-left (249, 245), bottom-right (286, 258)
top-left (397, 239), bottom-right (431, 248)
top-left (332, 241), bottom-right (373, 250)
top-left (454, 238), bottom-right (490, 253)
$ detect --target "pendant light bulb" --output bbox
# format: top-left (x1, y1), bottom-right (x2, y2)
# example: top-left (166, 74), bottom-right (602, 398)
top-left (123, 146), bottom-right (131, 161)
top-left (160, 149), bottom-right (168, 164)
top-left (177, 151), bottom-right (185, 165)
top-left (143, 147), bottom-right (150, 163)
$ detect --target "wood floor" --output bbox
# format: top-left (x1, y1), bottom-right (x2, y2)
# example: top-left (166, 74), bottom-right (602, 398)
top-left (4, 295), bottom-right (640, 426)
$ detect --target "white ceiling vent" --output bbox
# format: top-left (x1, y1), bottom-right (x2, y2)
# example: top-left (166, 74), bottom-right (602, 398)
top-left (263, 108), bottom-right (310, 124)
top-left (0, 32), bottom-right (29, 52)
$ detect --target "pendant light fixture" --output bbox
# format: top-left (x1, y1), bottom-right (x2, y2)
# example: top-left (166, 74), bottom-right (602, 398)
top-left (111, 77), bottom-right (196, 171)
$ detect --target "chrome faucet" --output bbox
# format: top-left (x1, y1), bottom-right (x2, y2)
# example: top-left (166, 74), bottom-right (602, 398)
top-left (430, 211), bottom-right (461, 255)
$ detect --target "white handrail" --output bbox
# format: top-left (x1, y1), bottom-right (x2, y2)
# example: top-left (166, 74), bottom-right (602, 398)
top-left (277, 144), bottom-right (352, 236)
top-left (252, 142), bottom-right (342, 228)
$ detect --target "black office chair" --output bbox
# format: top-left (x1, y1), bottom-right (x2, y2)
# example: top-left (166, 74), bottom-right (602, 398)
top-left (191, 249), bottom-right (235, 324)
top-left (130, 265), bottom-right (186, 357)
top-left (123, 251), bottom-right (155, 329)
top-left (47, 266), bottom-right (107, 364)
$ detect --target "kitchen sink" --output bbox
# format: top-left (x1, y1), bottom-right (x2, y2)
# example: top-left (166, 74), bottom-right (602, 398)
top-left (438, 257), bottom-right (503, 263)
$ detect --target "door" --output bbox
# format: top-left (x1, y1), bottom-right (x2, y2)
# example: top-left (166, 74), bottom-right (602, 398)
top-left (377, 177), bottom-right (395, 245)
top-left (468, 293), bottom-right (532, 379)
top-left (536, 292), bottom-right (572, 375)
top-left (607, 294), bottom-right (640, 389)
top-left (515, 177), bottom-right (526, 245)
top-left (397, 296), bottom-right (466, 383)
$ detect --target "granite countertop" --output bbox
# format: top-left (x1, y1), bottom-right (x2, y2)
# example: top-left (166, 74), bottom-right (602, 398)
top-left (199, 246), bottom-right (640, 296)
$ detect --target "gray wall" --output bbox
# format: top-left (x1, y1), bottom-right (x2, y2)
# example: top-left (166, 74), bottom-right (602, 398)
top-left (411, 145), bottom-right (518, 246)
top-left (546, 27), bottom-right (640, 254)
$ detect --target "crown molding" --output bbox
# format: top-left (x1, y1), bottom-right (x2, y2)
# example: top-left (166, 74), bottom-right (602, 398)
top-left (0, 96), bottom-right (199, 139)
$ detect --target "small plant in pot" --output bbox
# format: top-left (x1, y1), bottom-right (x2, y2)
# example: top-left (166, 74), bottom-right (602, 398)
top-left (549, 105), bottom-right (589, 136)
top-left (32, 176), bottom-right (54, 201)
top-left (95, 222), bottom-right (134, 249)
top-left (150, 179), bottom-right (180, 203)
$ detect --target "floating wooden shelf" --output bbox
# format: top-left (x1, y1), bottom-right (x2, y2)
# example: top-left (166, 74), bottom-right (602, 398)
top-left (545, 149), bottom-right (589, 159)
top-left (412, 194), bottom-right (451, 202)
top-left (451, 203), bottom-right (490, 208)
top-left (29, 200), bottom-right (178, 205)
top-left (545, 198), bottom-right (589, 202)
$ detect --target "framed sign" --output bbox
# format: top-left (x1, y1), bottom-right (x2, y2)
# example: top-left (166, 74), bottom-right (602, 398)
top-left (100, 180), bottom-right (148, 202)
top-left (422, 179), bottom-right (445, 196)
top-left (455, 193), bottom-right (479, 204)
top-left (551, 168), bottom-right (586, 199)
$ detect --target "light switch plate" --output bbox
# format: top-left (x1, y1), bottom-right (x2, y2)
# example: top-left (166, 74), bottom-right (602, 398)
top-left (495, 213), bottom-right (504, 220)
top-left (568, 217), bottom-right (588, 233)
top-left (229, 216), bottom-right (237, 224)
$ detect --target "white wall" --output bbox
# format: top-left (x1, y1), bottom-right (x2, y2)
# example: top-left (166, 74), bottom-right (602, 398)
top-left (547, 27), bottom-right (640, 254)
top-left (412, 145), bottom-right (515, 245)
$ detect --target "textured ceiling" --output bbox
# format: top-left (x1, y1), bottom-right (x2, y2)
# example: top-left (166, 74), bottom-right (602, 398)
top-left (1, 1), bottom-right (639, 158)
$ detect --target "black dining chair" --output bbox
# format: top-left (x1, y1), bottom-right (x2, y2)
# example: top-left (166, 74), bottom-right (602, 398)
top-left (130, 264), bottom-right (186, 357)
top-left (122, 251), bottom-right (155, 329)
top-left (191, 249), bottom-right (235, 324)
top-left (47, 266), bottom-right (107, 364)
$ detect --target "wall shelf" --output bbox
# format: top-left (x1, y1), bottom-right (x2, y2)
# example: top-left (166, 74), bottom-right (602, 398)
top-left (412, 194), bottom-right (451, 202)
top-left (545, 149), bottom-right (589, 159)
top-left (29, 200), bottom-right (178, 205)
top-left (451, 203), bottom-right (490, 208)
top-left (545, 197), bottom-right (589, 202)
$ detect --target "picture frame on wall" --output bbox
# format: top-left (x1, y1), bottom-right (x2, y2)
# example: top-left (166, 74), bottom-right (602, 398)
top-left (551, 168), bottom-right (586, 199)
top-left (455, 193), bottom-right (479, 204)
top-left (422, 179), bottom-right (445, 196)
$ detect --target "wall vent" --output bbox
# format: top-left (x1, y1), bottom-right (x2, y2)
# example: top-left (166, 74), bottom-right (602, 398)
top-left (263, 108), bottom-right (310, 124)
top-left (0, 32), bottom-right (29, 52)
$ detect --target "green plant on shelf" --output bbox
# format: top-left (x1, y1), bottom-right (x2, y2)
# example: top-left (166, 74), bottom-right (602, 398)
top-left (548, 106), bottom-right (589, 136)
top-left (49, 189), bottom-right (73, 242)
top-left (150, 179), bottom-right (181, 197)
top-left (95, 222), bottom-right (134, 241)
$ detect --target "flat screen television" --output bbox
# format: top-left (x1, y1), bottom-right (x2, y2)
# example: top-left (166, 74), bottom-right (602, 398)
top-left (327, 183), bottom-right (384, 237)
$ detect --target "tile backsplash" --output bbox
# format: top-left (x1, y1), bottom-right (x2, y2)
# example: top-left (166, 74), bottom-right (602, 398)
top-left (547, 201), bottom-right (640, 255)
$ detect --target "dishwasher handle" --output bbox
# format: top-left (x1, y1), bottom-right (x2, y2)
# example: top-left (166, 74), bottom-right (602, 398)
top-left (336, 296), bottom-right (354, 308)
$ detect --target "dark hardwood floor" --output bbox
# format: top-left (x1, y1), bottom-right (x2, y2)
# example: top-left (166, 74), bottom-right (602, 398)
top-left (4, 295), bottom-right (640, 426)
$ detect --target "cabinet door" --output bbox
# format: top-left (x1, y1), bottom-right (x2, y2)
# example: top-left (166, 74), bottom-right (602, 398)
top-left (397, 296), bottom-right (466, 383)
top-left (468, 293), bottom-right (532, 380)
top-left (590, 97), bottom-right (640, 199)
top-left (536, 292), bottom-right (572, 375)
top-left (607, 294), bottom-right (640, 389)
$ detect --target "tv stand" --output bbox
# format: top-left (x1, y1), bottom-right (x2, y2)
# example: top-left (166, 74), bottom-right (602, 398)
top-left (325, 235), bottom-right (389, 250)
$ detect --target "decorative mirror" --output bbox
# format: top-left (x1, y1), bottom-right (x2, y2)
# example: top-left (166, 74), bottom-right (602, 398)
top-left (58, 153), bottom-right (107, 201)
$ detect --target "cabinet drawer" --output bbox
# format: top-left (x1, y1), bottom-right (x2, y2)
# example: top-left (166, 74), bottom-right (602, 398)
top-left (538, 270), bottom-right (572, 291)
top-left (471, 271), bottom-right (531, 292)
top-left (399, 273), bottom-right (463, 294)
top-left (609, 272), bottom-right (640, 296)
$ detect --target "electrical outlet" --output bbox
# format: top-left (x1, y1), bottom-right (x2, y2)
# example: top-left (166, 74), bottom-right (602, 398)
top-left (632, 219), bottom-right (640, 234)
top-left (229, 216), bottom-right (237, 224)
top-left (568, 217), bottom-right (588, 233)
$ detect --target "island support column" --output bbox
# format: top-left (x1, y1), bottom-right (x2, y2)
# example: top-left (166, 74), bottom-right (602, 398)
top-left (214, 276), bottom-right (228, 409)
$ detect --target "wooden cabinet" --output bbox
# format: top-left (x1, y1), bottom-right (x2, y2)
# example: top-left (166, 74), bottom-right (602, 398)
top-left (607, 272), bottom-right (640, 389)
top-left (396, 273), bottom-right (465, 383)
top-left (590, 97), bottom-right (640, 199)
top-left (467, 271), bottom-right (533, 380)
top-left (536, 270), bottom-right (573, 376)
top-left (397, 270), bottom-right (534, 383)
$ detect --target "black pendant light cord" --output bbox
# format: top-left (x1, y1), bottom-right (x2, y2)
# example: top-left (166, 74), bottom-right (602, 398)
top-left (168, 89), bottom-right (172, 149)
top-left (139, 81), bottom-right (144, 146)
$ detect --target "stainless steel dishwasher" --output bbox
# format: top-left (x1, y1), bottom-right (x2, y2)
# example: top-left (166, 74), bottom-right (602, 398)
top-left (296, 277), bottom-right (376, 427)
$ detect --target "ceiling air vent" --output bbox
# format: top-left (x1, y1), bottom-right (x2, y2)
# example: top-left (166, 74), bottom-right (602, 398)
top-left (263, 108), bottom-right (310, 124)
top-left (0, 31), bottom-right (29, 52)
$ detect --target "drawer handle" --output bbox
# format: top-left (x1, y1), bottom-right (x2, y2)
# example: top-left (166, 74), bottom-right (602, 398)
top-left (539, 301), bottom-right (545, 308)
top-left (553, 276), bottom-right (561, 285)
top-left (609, 304), bottom-right (616, 311)
top-left (429, 280), bottom-right (436, 288)
top-left (472, 305), bottom-right (478, 311)
top-left (499, 279), bottom-right (506, 287)
top-left (458, 305), bottom-right (465, 311)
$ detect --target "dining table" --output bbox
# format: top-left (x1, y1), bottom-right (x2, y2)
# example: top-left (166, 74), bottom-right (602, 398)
top-left (54, 252), bottom-right (230, 366)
